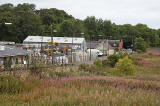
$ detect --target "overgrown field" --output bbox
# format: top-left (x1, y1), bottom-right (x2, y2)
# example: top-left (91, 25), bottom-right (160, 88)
top-left (0, 48), bottom-right (160, 105)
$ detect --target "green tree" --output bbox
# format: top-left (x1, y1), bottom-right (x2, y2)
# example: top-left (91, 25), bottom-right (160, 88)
top-left (0, 3), bottom-right (14, 12)
top-left (0, 3), bottom-right (160, 45)
top-left (134, 37), bottom-right (147, 52)
top-left (103, 20), bottom-right (112, 39)
top-left (152, 33), bottom-right (160, 47)
top-left (83, 16), bottom-right (98, 40)
top-left (59, 20), bottom-right (75, 37)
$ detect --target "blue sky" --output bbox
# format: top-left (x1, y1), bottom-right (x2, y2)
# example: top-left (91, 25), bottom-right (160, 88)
top-left (0, 0), bottom-right (160, 29)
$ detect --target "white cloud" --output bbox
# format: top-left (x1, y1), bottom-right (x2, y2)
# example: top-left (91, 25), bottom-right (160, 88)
top-left (0, 0), bottom-right (160, 29)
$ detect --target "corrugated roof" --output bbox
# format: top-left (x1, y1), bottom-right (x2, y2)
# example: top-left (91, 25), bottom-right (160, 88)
top-left (87, 40), bottom-right (121, 49)
top-left (0, 45), bottom-right (33, 57)
top-left (23, 36), bottom-right (85, 44)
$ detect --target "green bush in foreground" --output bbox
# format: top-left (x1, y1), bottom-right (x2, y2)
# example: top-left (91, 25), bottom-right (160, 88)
top-left (107, 54), bottom-right (122, 67)
top-left (94, 59), bottom-right (103, 67)
top-left (113, 56), bottom-right (136, 76)
top-left (103, 53), bottom-right (137, 67)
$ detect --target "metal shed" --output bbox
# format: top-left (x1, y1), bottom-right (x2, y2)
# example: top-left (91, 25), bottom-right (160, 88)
top-left (23, 36), bottom-right (87, 51)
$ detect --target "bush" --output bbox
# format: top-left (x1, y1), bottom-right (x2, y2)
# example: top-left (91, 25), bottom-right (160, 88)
top-left (113, 56), bottom-right (136, 76)
top-left (103, 53), bottom-right (137, 67)
top-left (94, 59), bottom-right (102, 67)
top-left (31, 61), bottom-right (47, 74)
top-left (106, 54), bottom-right (123, 67)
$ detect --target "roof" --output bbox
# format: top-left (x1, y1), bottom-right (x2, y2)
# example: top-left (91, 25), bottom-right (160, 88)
top-left (86, 41), bottom-right (101, 49)
top-left (23, 36), bottom-right (85, 44)
top-left (87, 40), bottom-right (121, 49)
top-left (0, 41), bottom-right (15, 45)
top-left (0, 45), bottom-right (32, 57)
top-left (108, 40), bottom-right (120, 47)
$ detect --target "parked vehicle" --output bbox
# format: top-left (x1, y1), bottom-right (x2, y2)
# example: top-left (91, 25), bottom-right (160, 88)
top-left (87, 49), bottom-right (103, 57)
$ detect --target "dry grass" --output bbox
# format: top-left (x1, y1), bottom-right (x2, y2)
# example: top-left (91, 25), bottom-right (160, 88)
top-left (0, 48), bottom-right (160, 105)
top-left (1, 76), bottom-right (160, 105)
top-left (130, 49), bottom-right (160, 81)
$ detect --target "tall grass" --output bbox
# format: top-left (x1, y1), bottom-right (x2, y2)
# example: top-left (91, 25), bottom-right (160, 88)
top-left (0, 49), bottom-right (160, 105)
top-left (0, 75), bottom-right (24, 94)
top-left (1, 76), bottom-right (160, 105)
top-left (0, 75), bottom-right (42, 94)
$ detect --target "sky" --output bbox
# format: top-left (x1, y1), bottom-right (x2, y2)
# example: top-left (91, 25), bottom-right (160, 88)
top-left (0, 0), bottom-right (160, 29)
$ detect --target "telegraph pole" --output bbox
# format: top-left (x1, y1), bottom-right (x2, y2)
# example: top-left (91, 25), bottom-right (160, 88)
top-left (71, 35), bottom-right (73, 63)
top-left (51, 24), bottom-right (54, 64)
top-left (90, 34), bottom-right (92, 61)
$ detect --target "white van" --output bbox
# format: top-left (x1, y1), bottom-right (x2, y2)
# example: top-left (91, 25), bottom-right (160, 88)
top-left (87, 49), bottom-right (103, 57)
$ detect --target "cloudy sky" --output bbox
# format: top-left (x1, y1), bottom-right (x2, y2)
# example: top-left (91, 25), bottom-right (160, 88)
top-left (0, 0), bottom-right (160, 29)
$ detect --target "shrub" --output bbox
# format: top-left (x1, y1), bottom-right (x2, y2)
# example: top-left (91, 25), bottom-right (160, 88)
top-left (113, 56), bottom-right (136, 76)
top-left (94, 59), bottom-right (102, 67)
top-left (31, 61), bottom-right (47, 74)
top-left (106, 54), bottom-right (122, 67)
top-left (104, 53), bottom-right (137, 67)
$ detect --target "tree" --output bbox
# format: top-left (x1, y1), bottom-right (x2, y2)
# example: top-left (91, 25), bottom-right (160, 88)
top-left (0, 3), bottom-right (160, 45)
top-left (0, 3), bottom-right (14, 12)
top-left (83, 16), bottom-right (98, 40)
top-left (103, 20), bottom-right (112, 39)
top-left (134, 37), bottom-right (147, 52)
top-left (59, 20), bottom-right (75, 37)
top-left (152, 33), bottom-right (160, 47)
top-left (14, 3), bottom-right (35, 11)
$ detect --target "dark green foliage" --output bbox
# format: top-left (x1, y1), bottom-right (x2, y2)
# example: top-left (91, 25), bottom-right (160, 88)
top-left (103, 53), bottom-right (137, 67)
top-left (4, 58), bottom-right (12, 69)
top-left (0, 3), bottom-right (160, 47)
top-left (134, 37), bottom-right (147, 53)
top-left (106, 54), bottom-right (122, 67)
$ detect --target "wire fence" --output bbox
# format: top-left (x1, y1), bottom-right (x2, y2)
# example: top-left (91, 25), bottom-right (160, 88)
top-left (0, 52), bottom-right (99, 71)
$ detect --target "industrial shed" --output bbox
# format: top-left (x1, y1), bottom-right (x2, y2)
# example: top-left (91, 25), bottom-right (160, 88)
top-left (23, 36), bottom-right (87, 51)
top-left (0, 45), bottom-right (33, 69)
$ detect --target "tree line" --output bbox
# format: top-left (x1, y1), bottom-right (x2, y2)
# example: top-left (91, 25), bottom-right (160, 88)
top-left (0, 3), bottom-right (160, 47)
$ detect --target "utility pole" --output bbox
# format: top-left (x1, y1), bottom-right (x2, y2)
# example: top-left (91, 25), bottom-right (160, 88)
top-left (81, 33), bottom-right (85, 62)
top-left (51, 24), bottom-right (54, 64)
top-left (71, 35), bottom-right (73, 63)
top-left (132, 34), bottom-right (134, 53)
top-left (107, 36), bottom-right (112, 56)
top-left (90, 34), bottom-right (92, 61)
top-left (41, 36), bottom-right (43, 60)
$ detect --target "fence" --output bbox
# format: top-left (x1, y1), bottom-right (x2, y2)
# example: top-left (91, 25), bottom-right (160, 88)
top-left (0, 51), bottom-right (99, 71)
top-left (31, 51), bottom-right (98, 65)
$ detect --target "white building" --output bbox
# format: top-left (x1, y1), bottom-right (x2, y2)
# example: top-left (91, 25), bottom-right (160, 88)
top-left (23, 36), bottom-right (87, 51)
